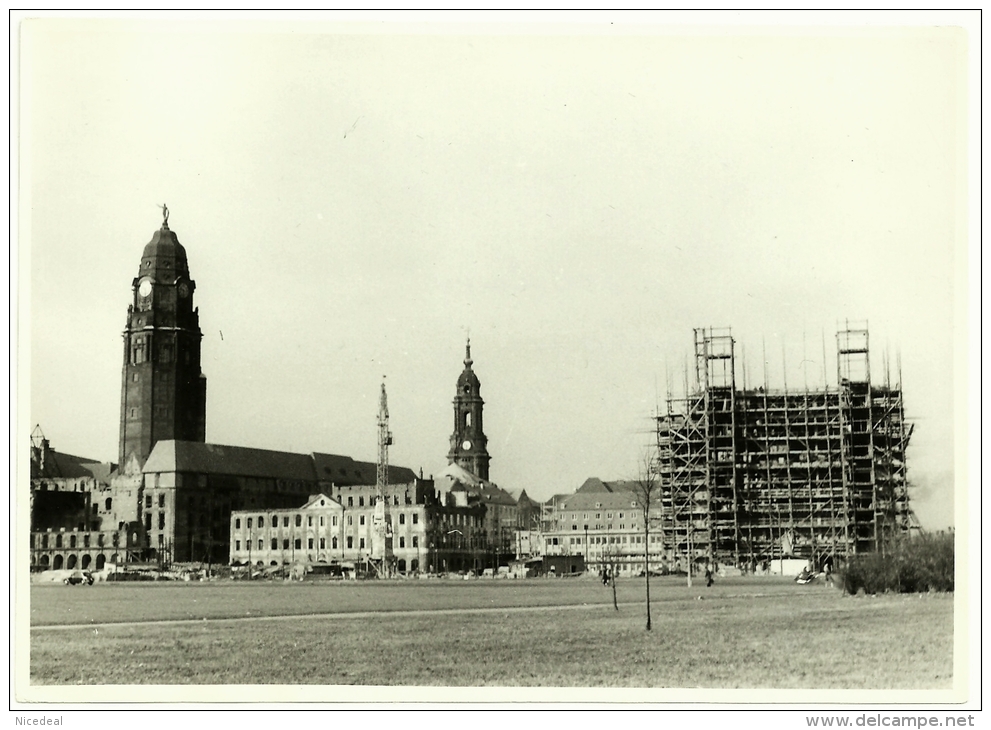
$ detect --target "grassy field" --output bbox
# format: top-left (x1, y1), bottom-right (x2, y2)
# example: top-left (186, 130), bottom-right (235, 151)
top-left (30, 576), bottom-right (953, 687)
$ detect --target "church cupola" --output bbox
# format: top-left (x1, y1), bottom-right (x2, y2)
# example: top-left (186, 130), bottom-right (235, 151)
top-left (118, 206), bottom-right (207, 470)
top-left (447, 338), bottom-right (490, 481)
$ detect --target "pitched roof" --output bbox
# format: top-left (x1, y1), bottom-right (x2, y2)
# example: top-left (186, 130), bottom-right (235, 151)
top-left (31, 449), bottom-right (115, 483)
top-left (514, 489), bottom-right (541, 507)
top-left (300, 493), bottom-right (343, 510)
top-left (142, 441), bottom-right (418, 486)
top-left (558, 489), bottom-right (642, 512)
top-left (436, 462), bottom-right (484, 487)
top-left (313, 452), bottom-right (416, 486)
top-left (435, 463), bottom-right (516, 505)
top-left (575, 477), bottom-right (637, 494)
top-left (143, 441), bottom-right (317, 481)
top-left (479, 483), bottom-right (517, 506)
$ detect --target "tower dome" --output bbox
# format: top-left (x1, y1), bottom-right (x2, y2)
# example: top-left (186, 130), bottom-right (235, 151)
top-left (138, 218), bottom-right (190, 280)
top-left (456, 339), bottom-right (481, 393)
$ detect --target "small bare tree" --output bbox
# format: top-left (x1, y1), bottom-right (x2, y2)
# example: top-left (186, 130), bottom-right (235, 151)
top-left (631, 446), bottom-right (660, 631)
top-left (602, 538), bottom-right (620, 611)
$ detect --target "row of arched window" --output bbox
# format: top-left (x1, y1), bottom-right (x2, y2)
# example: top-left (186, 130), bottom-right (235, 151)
top-left (35, 553), bottom-right (108, 571)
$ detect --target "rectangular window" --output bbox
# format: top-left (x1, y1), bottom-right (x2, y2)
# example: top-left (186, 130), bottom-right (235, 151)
top-left (246, 517), bottom-right (252, 529)
top-left (271, 538), bottom-right (278, 550)
top-left (157, 534), bottom-right (164, 547)
top-left (412, 513), bottom-right (418, 525)
top-left (412, 536), bottom-right (418, 548)
top-left (331, 537), bottom-right (337, 549)
top-left (359, 538), bottom-right (365, 550)
top-left (145, 495), bottom-right (152, 508)
top-left (331, 516), bottom-right (336, 527)
top-left (399, 513), bottom-right (405, 525)
top-left (159, 494), bottom-right (165, 508)
top-left (294, 538), bottom-right (301, 550)
top-left (319, 537), bottom-right (325, 549)
top-left (158, 512), bottom-right (165, 530)
top-left (283, 539), bottom-right (290, 549)
top-left (283, 517), bottom-right (289, 528)
top-left (307, 516), bottom-right (312, 527)
top-left (320, 516), bottom-right (326, 527)
top-left (359, 515), bottom-right (365, 526)
top-left (347, 536), bottom-right (353, 549)
top-left (399, 537), bottom-right (405, 548)
top-left (144, 513), bottom-right (151, 530)
top-left (236, 518), bottom-right (241, 529)
top-left (258, 517), bottom-right (264, 528)
top-left (295, 515), bottom-right (302, 527)
top-left (359, 496), bottom-right (364, 507)
top-left (347, 515), bottom-right (353, 526)
top-left (235, 540), bottom-right (241, 551)
top-left (258, 539), bottom-right (263, 550)
top-left (348, 496), bottom-right (353, 507)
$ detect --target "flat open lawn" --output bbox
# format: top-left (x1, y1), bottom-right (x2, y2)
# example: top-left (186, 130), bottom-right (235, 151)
top-left (29, 577), bottom-right (953, 687)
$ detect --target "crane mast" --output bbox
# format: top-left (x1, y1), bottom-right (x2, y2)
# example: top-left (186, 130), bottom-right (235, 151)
top-left (373, 379), bottom-right (394, 577)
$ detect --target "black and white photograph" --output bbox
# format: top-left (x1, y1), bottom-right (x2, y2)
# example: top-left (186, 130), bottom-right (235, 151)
top-left (12, 10), bottom-right (979, 717)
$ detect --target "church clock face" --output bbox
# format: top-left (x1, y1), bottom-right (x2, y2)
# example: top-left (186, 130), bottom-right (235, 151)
top-left (177, 282), bottom-right (190, 298)
top-left (462, 440), bottom-right (472, 451)
top-left (138, 278), bottom-right (153, 298)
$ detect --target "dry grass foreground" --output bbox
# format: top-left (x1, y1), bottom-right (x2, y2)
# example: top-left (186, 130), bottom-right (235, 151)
top-left (30, 576), bottom-right (952, 688)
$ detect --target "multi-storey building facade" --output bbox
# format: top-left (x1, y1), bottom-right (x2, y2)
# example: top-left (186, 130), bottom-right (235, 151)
top-left (541, 478), bottom-right (660, 576)
top-left (230, 481), bottom-right (488, 574)
top-left (29, 429), bottom-right (142, 571)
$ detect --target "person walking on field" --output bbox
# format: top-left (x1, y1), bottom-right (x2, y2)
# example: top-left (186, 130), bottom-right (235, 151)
top-left (705, 565), bottom-right (714, 587)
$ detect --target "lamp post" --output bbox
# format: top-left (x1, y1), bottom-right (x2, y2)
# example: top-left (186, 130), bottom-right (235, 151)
top-left (584, 525), bottom-right (589, 572)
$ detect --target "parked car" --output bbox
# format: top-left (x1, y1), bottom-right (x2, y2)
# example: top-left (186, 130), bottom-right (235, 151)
top-left (64, 570), bottom-right (93, 585)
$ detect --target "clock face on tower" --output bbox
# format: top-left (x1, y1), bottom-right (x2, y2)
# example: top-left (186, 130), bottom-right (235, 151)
top-left (462, 440), bottom-right (472, 451)
top-left (138, 278), bottom-right (153, 298)
top-left (177, 282), bottom-right (190, 298)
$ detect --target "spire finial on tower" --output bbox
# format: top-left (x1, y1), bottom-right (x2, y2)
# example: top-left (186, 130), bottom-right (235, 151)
top-left (160, 203), bottom-right (170, 229)
top-left (465, 335), bottom-right (473, 367)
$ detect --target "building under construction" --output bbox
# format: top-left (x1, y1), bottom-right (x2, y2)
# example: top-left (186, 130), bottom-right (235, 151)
top-left (656, 325), bottom-right (917, 570)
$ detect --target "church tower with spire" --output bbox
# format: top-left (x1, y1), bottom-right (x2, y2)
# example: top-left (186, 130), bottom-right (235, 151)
top-left (118, 207), bottom-right (207, 470)
top-left (447, 338), bottom-right (490, 481)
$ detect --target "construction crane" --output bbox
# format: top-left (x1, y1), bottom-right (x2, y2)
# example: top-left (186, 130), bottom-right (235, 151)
top-left (372, 378), bottom-right (394, 578)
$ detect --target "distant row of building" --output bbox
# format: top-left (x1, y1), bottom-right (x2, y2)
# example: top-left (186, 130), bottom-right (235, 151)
top-left (29, 214), bottom-right (917, 579)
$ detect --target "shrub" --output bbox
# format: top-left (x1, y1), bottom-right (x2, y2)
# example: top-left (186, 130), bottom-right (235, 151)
top-left (840, 531), bottom-right (954, 594)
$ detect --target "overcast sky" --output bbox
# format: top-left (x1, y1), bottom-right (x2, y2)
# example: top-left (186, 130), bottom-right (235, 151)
top-left (22, 16), bottom-right (970, 530)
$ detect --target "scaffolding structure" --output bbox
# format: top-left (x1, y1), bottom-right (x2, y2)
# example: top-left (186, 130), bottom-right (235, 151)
top-left (657, 325), bottom-right (916, 569)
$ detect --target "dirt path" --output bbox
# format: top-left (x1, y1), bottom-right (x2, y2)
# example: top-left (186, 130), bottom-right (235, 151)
top-left (31, 599), bottom-right (643, 631)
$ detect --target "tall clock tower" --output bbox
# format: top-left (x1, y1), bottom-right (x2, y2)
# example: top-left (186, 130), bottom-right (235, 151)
top-left (118, 209), bottom-right (207, 469)
top-left (447, 338), bottom-right (490, 481)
